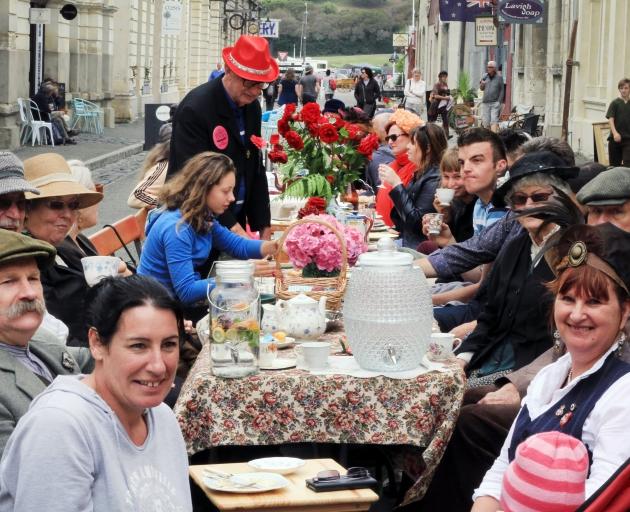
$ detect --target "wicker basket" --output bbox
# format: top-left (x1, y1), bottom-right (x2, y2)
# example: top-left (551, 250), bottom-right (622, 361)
top-left (274, 217), bottom-right (348, 311)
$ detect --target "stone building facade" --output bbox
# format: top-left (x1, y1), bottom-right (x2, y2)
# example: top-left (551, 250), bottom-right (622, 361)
top-left (0, 0), bottom-right (262, 150)
top-left (415, 0), bottom-right (630, 160)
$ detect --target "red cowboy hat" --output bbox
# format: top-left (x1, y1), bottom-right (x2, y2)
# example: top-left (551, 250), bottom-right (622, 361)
top-left (222, 36), bottom-right (279, 83)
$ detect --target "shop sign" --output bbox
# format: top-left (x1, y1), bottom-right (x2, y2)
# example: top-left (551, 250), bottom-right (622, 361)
top-left (475, 16), bottom-right (497, 46)
top-left (498, 0), bottom-right (545, 24)
top-left (163, 1), bottom-right (182, 35)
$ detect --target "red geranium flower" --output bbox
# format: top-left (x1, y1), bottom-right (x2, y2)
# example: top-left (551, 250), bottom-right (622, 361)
top-left (268, 148), bottom-right (288, 163)
top-left (357, 133), bottom-right (380, 159)
top-left (301, 102), bottom-right (321, 124)
top-left (319, 124), bottom-right (339, 144)
top-left (283, 103), bottom-right (297, 119)
top-left (284, 130), bottom-right (304, 150)
top-left (269, 133), bottom-right (280, 145)
top-left (306, 123), bottom-right (320, 138)
top-left (250, 135), bottom-right (266, 149)
top-left (277, 118), bottom-right (290, 136)
top-left (345, 123), bottom-right (363, 141)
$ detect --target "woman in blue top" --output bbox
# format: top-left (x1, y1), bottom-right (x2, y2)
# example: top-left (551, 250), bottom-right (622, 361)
top-left (138, 152), bottom-right (277, 309)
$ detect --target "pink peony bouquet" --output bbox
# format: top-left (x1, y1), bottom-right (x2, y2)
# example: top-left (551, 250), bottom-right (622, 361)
top-left (284, 214), bottom-right (367, 275)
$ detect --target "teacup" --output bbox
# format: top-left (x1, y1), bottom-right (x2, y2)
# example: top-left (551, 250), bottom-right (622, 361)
top-left (296, 342), bottom-right (330, 370)
top-left (436, 188), bottom-right (455, 206)
top-left (427, 332), bottom-right (460, 362)
top-left (81, 256), bottom-right (121, 286)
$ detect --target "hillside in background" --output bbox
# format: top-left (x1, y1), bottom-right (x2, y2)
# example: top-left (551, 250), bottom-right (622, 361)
top-left (262, 0), bottom-right (412, 57)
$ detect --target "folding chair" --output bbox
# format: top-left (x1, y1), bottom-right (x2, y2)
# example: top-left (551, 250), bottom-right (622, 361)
top-left (19, 99), bottom-right (55, 146)
top-left (88, 215), bottom-right (144, 267)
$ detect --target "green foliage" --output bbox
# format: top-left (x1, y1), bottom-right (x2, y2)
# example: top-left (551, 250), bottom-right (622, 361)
top-left (453, 71), bottom-right (477, 103)
top-left (262, 0), bottom-right (411, 56)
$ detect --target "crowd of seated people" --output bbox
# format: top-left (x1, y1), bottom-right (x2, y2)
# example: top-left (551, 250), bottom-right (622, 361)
top-left (3, 93), bottom-right (630, 511)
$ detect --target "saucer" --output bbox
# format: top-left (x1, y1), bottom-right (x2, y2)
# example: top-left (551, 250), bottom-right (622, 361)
top-left (260, 357), bottom-right (297, 370)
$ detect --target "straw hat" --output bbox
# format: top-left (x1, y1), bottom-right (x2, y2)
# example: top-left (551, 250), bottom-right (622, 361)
top-left (222, 35), bottom-right (279, 83)
top-left (23, 153), bottom-right (103, 208)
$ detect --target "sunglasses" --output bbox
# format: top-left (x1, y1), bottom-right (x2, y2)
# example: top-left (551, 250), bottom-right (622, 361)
top-left (0, 197), bottom-right (27, 211)
top-left (386, 133), bottom-right (408, 143)
top-left (314, 467), bottom-right (371, 482)
top-left (241, 77), bottom-right (269, 89)
top-left (38, 199), bottom-right (82, 211)
top-left (510, 191), bottom-right (553, 207)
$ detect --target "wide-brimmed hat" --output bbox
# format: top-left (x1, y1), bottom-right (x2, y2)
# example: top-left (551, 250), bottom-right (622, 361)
top-left (577, 166), bottom-right (630, 206)
top-left (0, 229), bottom-right (56, 269)
top-left (323, 99), bottom-right (346, 114)
top-left (222, 36), bottom-right (279, 83)
top-left (0, 152), bottom-right (40, 196)
top-left (23, 153), bottom-right (103, 208)
top-left (493, 151), bottom-right (578, 208)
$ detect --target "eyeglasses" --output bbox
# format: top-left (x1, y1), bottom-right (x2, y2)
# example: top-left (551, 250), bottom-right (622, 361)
top-left (241, 77), bottom-right (269, 89)
top-left (314, 467), bottom-right (371, 482)
top-left (38, 199), bottom-right (82, 211)
top-left (385, 133), bottom-right (408, 143)
top-left (510, 191), bottom-right (553, 207)
top-left (0, 196), bottom-right (27, 211)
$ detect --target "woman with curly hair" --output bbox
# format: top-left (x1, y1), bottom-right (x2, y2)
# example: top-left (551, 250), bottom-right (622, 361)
top-left (138, 152), bottom-right (277, 313)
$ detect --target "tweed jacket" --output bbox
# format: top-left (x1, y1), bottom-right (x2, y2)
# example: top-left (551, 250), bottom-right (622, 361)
top-left (0, 330), bottom-right (93, 454)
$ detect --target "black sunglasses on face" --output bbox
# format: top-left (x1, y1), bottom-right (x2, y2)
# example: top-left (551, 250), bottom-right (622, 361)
top-left (39, 199), bottom-right (82, 211)
top-left (241, 77), bottom-right (269, 89)
top-left (314, 467), bottom-right (371, 482)
top-left (510, 191), bottom-right (553, 207)
top-left (0, 197), bottom-right (27, 211)
top-left (386, 133), bottom-right (408, 143)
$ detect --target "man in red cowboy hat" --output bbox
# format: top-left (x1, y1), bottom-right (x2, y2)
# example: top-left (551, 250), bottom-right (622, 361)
top-left (167, 35), bottom-right (279, 240)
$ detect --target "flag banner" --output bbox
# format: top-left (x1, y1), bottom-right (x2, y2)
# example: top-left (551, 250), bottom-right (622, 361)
top-left (440, 0), bottom-right (493, 22)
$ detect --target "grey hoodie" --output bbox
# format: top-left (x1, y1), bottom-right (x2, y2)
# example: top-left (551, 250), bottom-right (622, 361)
top-left (0, 375), bottom-right (192, 511)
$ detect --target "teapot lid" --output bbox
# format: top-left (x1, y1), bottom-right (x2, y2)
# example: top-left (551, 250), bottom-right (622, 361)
top-left (286, 293), bottom-right (317, 303)
top-left (357, 238), bottom-right (413, 267)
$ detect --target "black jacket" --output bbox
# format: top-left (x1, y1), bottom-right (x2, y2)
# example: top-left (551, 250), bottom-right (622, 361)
top-left (354, 78), bottom-right (381, 107)
top-left (166, 78), bottom-right (270, 231)
top-left (31, 92), bottom-right (52, 122)
top-left (40, 235), bottom-right (98, 347)
top-left (389, 165), bottom-right (440, 248)
top-left (457, 230), bottom-right (555, 374)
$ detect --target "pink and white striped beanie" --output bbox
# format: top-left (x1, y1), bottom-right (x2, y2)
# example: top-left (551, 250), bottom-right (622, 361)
top-left (500, 431), bottom-right (589, 512)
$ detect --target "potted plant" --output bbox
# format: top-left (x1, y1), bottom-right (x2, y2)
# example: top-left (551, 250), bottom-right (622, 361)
top-left (453, 71), bottom-right (477, 106)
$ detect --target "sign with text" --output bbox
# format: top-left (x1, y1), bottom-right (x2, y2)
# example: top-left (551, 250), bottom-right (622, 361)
top-left (475, 16), bottom-right (497, 46)
top-left (30, 8), bottom-right (51, 24)
top-left (392, 33), bottom-right (409, 47)
top-left (259, 20), bottom-right (280, 38)
top-left (498, 0), bottom-right (545, 24)
top-left (163, 1), bottom-right (182, 35)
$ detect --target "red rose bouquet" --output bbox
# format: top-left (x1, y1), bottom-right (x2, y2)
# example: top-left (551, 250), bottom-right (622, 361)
top-left (268, 102), bottom-right (379, 199)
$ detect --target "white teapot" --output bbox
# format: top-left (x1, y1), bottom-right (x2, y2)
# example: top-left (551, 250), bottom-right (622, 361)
top-left (276, 294), bottom-right (327, 339)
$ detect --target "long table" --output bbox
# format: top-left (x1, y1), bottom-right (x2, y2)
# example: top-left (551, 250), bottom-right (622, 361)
top-left (175, 326), bottom-right (464, 506)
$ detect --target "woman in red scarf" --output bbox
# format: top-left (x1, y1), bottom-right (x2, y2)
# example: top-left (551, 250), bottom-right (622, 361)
top-left (375, 109), bottom-right (423, 226)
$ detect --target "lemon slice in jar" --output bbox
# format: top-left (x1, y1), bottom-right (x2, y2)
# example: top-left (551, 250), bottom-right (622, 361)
top-left (211, 327), bottom-right (226, 343)
top-left (225, 327), bottom-right (239, 342)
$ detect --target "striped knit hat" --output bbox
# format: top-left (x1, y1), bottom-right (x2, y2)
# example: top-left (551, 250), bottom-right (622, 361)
top-left (500, 431), bottom-right (589, 512)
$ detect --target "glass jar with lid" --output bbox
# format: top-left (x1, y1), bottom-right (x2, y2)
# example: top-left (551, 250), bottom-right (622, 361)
top-left (343, 238), bottom-right (432, 371)
top-left (207, 261), bottom-right (260, 378)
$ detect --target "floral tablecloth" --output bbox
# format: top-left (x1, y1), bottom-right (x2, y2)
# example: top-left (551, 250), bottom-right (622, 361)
top-left (175, 323), bottom-right (465, 505)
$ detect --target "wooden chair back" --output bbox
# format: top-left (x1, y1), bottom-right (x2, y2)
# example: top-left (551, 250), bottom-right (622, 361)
top-left (89, 215), bottom-right (144, 261)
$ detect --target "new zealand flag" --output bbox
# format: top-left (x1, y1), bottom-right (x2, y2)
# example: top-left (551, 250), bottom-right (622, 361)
top-left (440, 0), bottom-right (493, 21)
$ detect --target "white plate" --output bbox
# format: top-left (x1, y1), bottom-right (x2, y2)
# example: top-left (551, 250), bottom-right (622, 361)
top-left (203, 472), bottom-right (289, 493)
top-left (260, 357), bottom-right (297, 370)
top-left (248, 457), bottom-right (306, 475)
top-left (275, 336), bottom-right (295, 349)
